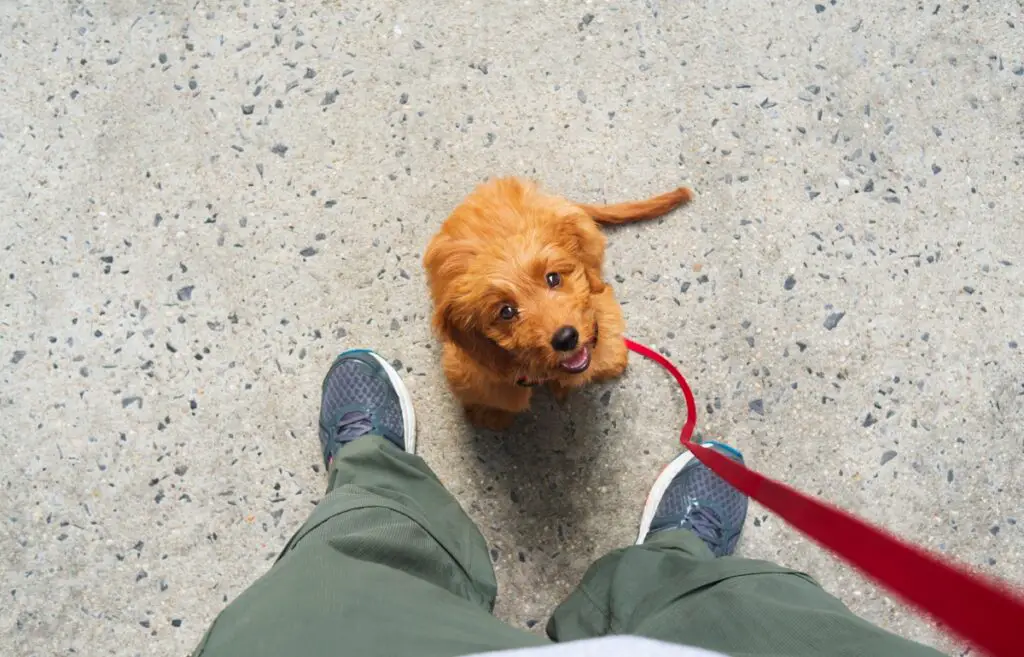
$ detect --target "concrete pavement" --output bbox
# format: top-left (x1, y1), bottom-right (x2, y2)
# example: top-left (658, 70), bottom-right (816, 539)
top-left (2, 1), bottom-right (1022, 655)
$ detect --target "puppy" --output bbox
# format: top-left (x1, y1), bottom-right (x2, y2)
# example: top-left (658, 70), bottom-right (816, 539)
top-left (423, 177), bottom-right (692, 430)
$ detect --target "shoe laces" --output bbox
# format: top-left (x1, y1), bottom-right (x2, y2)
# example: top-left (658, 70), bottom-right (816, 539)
top-left (677, 499), bottom-right (725, 548)
top-left (335, 410), bottom-right (374, 442)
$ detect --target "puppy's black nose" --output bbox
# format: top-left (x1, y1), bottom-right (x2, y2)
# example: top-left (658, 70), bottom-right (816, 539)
top-left (551, 326), bottom-right (579, 352)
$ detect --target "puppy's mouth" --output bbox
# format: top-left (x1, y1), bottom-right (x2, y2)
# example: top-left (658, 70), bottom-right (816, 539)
top-left (558, 344), bottom-right (592, 374)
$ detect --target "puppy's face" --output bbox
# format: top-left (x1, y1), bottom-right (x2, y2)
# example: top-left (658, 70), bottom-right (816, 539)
top-left (427, 211), bottom-right (607, 381)
top-left (469, 240), bottom-right (598, 378)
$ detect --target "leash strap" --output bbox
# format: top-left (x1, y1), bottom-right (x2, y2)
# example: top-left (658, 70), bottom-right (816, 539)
top-left (624, 337), bottom-right (1024, 657)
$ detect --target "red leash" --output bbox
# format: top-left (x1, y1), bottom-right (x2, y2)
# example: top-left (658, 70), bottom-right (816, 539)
top-left (625, 337), bottom-right (1024, 657)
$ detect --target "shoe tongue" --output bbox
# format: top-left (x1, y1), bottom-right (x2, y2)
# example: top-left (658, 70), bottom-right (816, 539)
top-left (684, 503), bottom-right (724, 543)
top-left (336, 410), bottom-right (373, 441)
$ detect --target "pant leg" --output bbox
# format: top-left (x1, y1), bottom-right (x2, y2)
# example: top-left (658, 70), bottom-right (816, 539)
top-left (548, 530), bottom-right (945, 657)
top-left (194, 436), bottom-right (546, 657)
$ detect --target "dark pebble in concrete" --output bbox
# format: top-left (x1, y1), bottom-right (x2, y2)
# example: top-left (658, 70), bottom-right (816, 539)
top-left (823, 311), bottom-right (845, 330)
top-left (880, 450), bottom-right (897, 465)
top-left (176, 286), bottom-right (194, 302)
top-left (299, 246), bottom-right (317, 257)
top-left (749, 399), bottom-right (764, 415)
top-left (784, 275), bottom-right (796, 290)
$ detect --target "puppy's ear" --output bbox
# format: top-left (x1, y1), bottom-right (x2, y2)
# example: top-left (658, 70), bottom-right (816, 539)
top-left (434, 298), bottom-right (513, 372)
top-left (562, 212), bottom-right (608, 293)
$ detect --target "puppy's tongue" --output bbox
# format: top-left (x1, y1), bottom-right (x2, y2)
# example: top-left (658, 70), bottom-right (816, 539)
top-left (560, 346), bottom-right (590, 372)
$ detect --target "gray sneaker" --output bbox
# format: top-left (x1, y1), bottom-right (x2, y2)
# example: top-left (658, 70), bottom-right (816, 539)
top-left (637, 441), bottom-right (747, 556)
top-left (318, 349), bottom-right (416, 466)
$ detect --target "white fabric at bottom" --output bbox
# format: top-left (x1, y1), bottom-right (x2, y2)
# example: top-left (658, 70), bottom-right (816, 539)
top-left (472, 636), bottom-right (727, 657)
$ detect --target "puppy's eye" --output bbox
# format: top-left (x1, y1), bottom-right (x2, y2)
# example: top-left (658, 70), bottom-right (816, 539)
top-left (498, 304), bottom-right (518, 320)
top-left (545, 272), bottom-right (562, 288)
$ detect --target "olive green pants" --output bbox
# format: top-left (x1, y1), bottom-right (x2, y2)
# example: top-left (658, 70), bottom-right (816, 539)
top-left (194, 437), bottom-right (943, 657)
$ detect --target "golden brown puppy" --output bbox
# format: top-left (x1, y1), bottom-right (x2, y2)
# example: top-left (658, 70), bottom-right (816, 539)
top-left (424, 178), bottom-right (692, 430)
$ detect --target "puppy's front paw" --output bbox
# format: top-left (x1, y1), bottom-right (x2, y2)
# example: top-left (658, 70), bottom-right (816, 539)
top-left (466, 405), bottom-right (516, 431)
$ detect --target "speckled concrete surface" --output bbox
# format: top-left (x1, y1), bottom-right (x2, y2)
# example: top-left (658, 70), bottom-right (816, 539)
top-left (2, 1), bottom-right (1022, 655)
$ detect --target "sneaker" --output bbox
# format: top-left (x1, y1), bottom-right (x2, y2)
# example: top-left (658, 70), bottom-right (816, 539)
top-left (318, 349), bottom-right (416, 467)
top-left (637, 441), bottom-right (747, 556)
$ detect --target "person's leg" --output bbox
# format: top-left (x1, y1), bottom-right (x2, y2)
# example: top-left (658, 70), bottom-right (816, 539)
top-left (194, 350), bottom-right (545, 657)
top-left (548, 443), bottom-right (945, 657)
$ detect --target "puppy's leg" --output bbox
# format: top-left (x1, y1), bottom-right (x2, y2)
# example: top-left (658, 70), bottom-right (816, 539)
top-left (589, 288), bottom-right (629, 382)
top-left (591, 335), bottom-right (628, 382)
top-left (443, 344), bottom-right (533, 429)
top-left (463, 385), bottom-right (532, 430)
top-left (466, 405), bottom-right (518, 430)
top-left (465, 381), bottom-right (533, 429)
top-left (549, 380), bottom-right (571, 404)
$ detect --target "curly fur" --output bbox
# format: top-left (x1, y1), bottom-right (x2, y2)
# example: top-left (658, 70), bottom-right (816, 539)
top-left (424, 177), bottom-right (692, 429)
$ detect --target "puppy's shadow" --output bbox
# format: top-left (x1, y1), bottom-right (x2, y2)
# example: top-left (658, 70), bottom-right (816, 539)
top-left (467, 386), bottom-right (614, 562)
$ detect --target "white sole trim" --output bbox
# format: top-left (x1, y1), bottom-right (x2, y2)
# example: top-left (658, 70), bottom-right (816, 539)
top-left (366, 352), bottom-right (417, 455)
top-left (636, 451), bottom-right (698, 544)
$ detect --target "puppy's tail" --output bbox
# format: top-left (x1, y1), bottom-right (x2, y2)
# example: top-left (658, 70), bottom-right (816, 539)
top-left (577, 186), bottom-right (693, 225)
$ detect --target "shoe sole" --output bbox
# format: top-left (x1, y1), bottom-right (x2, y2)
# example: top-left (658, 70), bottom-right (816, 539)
top-left (337, 349), bottom-right (417, 455)
top-left (636, 441), bottom-right (743, 545)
